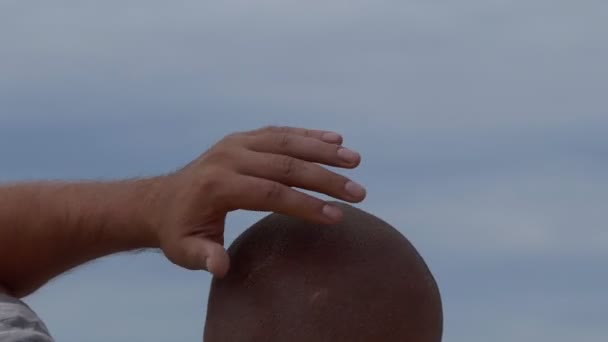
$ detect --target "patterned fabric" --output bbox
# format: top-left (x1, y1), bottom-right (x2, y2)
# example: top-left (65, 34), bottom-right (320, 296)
top-left (0, 294), bottom-right (53, 342)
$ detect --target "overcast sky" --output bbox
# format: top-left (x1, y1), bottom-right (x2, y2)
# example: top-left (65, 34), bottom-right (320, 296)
top-left (1, 1), bottom-right (607, 341)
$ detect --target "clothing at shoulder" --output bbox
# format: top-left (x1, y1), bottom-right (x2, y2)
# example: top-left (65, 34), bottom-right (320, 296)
top-left (0, 293), bottom-right (54, 342)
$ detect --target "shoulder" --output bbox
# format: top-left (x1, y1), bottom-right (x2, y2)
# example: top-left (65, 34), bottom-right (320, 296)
top-left (0, 293), bottom-right (54, 342)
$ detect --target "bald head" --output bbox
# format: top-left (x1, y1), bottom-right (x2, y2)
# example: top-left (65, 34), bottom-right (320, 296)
top-left (204, 202), bottom-right (442, 342)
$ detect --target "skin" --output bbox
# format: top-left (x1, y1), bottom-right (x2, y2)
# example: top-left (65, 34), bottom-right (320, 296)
top-left (0, 126), bottom-right (366, 298)
top-left (205, 202), bottom-right (443, 342)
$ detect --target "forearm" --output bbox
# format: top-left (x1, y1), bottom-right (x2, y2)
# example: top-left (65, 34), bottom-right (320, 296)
top-left (0, 126), bottom-right (365, 296)
top-left (0, 178), bottom-right (165, 297)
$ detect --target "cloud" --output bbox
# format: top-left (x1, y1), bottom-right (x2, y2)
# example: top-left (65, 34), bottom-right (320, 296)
top-left (375, 162), bottom-right (608, 258)
top-left (2, 0), bottom-right (606, 341)
top-left (2, 0), bottom-right (607, 131)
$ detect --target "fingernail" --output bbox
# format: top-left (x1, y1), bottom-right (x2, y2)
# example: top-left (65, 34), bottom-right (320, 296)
top-left (345, 181), bottom-right (366, 199)
top-left (321, 132), bottom-right (342, 143)
top-left (322, 204), bottom-right (343, 221)
top-left (337, 148), bottom-right (359, 163)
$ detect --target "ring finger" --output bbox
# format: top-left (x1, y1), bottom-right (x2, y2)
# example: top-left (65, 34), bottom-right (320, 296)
top-left (237, 151), bottom-right (366, 203)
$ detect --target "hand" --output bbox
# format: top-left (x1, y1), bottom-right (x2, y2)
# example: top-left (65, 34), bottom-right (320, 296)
top-left (155, 126), bottom-right (366, 277)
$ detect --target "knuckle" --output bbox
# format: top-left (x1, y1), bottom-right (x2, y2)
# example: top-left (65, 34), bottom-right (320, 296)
top-left (197, 168), bottom-right (232, 203)
top-left (262, 125), bottom-right (281, 132)
top-left (235, 134), bottom-right (254, 148)
top-left (199, 170), bottom-right (223, 195)
top-left (277, 156), bottom-right (297, 177)
top-left (210, 183), bottom-right (232, 205)
top-left (262, 182), bottom-right (284, 201)
top-left (264, 125), bottom-right (292, 134)
top-left (274, 133), bottom-right (291, 148)
top-left (222, 132), bottom-right (243, 144)
top-left (203, 148), bottom-right (231, 165)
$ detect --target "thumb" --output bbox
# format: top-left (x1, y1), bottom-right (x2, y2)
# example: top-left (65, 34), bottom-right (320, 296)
top-left (167, 235), bottom-right (231, 278)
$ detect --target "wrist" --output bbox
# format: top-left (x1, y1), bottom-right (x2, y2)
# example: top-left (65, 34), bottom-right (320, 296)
top-left (126, 176), bottom-right (173, 249)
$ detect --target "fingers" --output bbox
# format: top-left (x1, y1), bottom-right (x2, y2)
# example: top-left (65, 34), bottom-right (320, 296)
top-left (239, 151), bottom-right (366, 203)
top-left (213, 126), bottom-right (366, 221)
top-left (223, 176), bottom-right (346, 224)
top-left (244, 133), bottom-right (361, 168)
top-left (167, 235), bottom-right (230, 277)
top-left (247, 126), bottom-right (343, 145)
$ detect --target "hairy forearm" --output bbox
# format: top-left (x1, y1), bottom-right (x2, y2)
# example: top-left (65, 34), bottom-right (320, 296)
top-left (0, 126), bottom-right (366, 297)
top-left (0, 178), bottom-right (165, 297)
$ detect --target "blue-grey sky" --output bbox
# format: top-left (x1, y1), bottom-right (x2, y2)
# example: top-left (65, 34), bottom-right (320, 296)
top-left (1, 1), bottom-right (607, 341)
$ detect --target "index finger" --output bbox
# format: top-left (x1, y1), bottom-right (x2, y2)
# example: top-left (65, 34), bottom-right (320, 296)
top-left (248, 126), bottom-right (343, 145)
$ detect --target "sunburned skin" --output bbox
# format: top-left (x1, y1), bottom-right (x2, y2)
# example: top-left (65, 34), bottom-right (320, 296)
top-left (204, 202), bottom-right (443, 342)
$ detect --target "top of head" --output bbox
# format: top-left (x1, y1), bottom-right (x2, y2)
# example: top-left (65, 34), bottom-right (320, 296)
top-left (204, 202), bottom-right (443, 342)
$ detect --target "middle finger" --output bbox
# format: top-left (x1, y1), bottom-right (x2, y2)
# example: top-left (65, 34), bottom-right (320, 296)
top-left (238, 151), bottom-right (366, 203)
top-left (244, 133), bottom-right (361, 169)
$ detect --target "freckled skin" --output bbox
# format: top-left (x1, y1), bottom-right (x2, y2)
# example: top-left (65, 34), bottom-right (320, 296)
top-left (204, 202), bottom-right (443, 342)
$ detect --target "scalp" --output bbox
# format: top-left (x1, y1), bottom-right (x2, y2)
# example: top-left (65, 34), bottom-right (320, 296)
top-left (204, 202), bottom-right (443, 342)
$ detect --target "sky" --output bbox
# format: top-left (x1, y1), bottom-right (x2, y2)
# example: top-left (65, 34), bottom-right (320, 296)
top-left (1, 1), bottom-right (607, 341)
